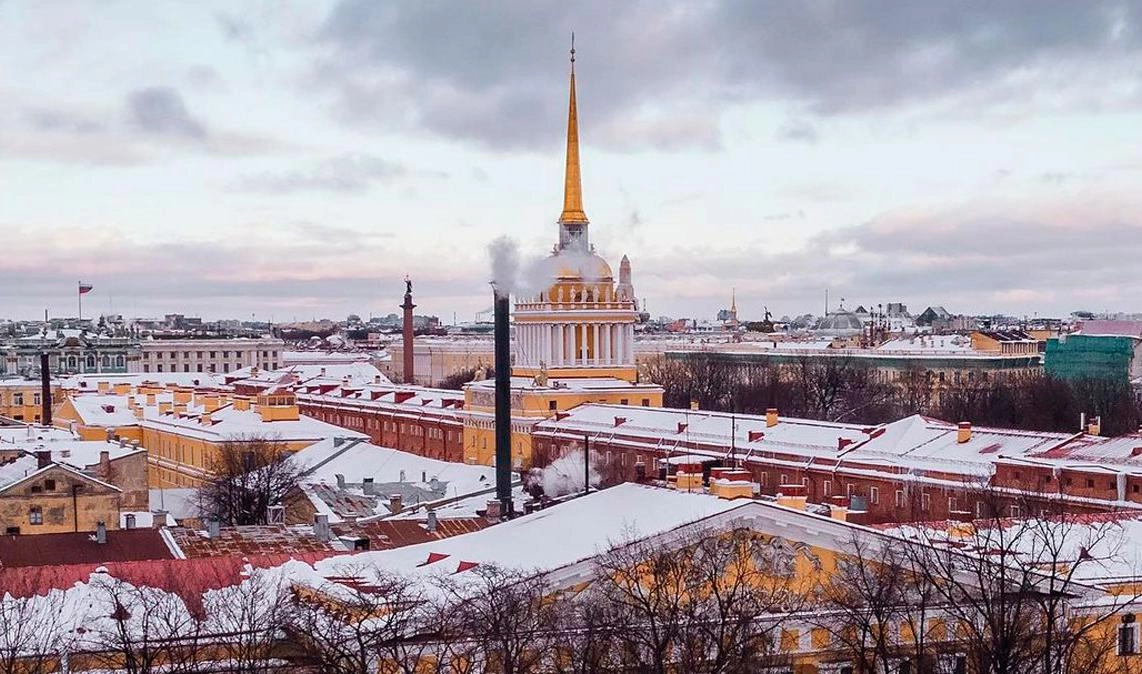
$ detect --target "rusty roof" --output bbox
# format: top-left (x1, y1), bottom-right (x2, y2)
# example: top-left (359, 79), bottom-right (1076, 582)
top-left (0, 528), bottom-right (175, 568)
top-left (169, 518), bottom-right (488, 559)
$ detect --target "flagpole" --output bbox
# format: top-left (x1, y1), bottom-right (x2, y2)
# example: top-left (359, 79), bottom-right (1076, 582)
top-left (77, 282), bottom-right (82, 323)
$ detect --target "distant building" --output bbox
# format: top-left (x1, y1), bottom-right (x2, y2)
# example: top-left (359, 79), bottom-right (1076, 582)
top-left (915, 306), bottom-right (952, 326)
top-left (1, 330), bottom-right (139, 376)
top-left (1045, 334), bottom-right (1142, 383)
top-left (133, 337), bottom-right (284, 375)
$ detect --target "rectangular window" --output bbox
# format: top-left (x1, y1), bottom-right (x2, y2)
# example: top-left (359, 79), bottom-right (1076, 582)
top-left (921, 493), bottom-right (931, 511)
top-left (641, 398), bottom-right (650, 406)
top-left (44, 479), bottom-right (55, 491)
top-left (1118, 623), bottom-right (1138, 655)
top-left (847, 483), bottom-right (854, 497)
top-left (823, 480), bottom-right (831, 496)
top-left (948, 496), bottom-right (958, 512)
top-left (895, 489), bottom-right (905, 508)
top-left (870, 487), bottom-right (879, 504)
top-left (1010, 504), bottom-right (1021, 518)
top-left (620, 399), bottom-right (629, 405)
top-left (28, 507), bottom-right (42, 525)
top-left (32, 393), bottom-right (40, 405)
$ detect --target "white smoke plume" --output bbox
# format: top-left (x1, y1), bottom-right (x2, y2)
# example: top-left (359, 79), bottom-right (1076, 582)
top-left (488, 235), bottom-right (520, 298)
top-left (538, 450), bottom-right (600, 498)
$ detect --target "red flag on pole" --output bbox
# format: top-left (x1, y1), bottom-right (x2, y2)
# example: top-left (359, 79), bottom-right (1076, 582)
top-left (78, 282), bottom-right (93, 295)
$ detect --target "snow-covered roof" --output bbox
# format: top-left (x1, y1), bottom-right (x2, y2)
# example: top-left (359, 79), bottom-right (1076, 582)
top-left (314, 483), bottom-right (746, 580)
top-left (294, 438), bottom-right (494, 494)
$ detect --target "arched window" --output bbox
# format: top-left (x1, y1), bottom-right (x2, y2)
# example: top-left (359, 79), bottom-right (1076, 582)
top-left (67, 356), bottom-right (77, 369)
top-left (86, 354), bottom-right (96, 368)
top-left (115, 355), bottom-right (124, 368)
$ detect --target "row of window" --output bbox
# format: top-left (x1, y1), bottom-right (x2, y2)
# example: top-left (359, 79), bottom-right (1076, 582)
top-left (142, 362), bottom-right (276, 373)
top-left (143, 350), bottom-right (277, 360)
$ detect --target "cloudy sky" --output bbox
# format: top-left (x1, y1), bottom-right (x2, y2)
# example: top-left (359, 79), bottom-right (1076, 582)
top-left (2, 1), bottom-right (1141, 323)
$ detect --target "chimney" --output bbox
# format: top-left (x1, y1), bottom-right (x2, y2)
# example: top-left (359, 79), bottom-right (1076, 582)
top-left (957, 421), bottom-right (972, 444)
top-left (374, 375), bottom-right (382, 384)
top-left (35, 450), bottom-right (51, 469)
top-left (95, 521), bottom-right (107, 544)
top-left (97, 381), bottom-right (110, 394)
top-left (98, 450), bottom-right (111, 479)
top-left (492, 289), bottom-right (513, 517)
top-left (313, 513), bottom-right (331, 542)
top-left (39, 353), bottom-right (52, 427)
top-left (319, 367), bottom-right (326, 377)
top-left (145, 392), bottom-right (156, 406)
top-left (1087, 415), bottom-right (1102, 436)
top-left (335, 473), bottom-right (346, 490)
top-left (207, 518), bottom-right (221, 539)
top-left (766, 408), bottom-right (779, 428)
top-left (402, 279), bottom-right (416, 384)
top-left (485, 498), bottom-right (503, 522)
top-left (426, 509), bottom-right (438, 533)
top-left (362, 477), bottom-right (376, 495)
top-left (151, 510), bottom-right (168, 529)
top-left (388, 493), bottom-right (403, 514)
top-left (124, 514), bottom-right (136, 529)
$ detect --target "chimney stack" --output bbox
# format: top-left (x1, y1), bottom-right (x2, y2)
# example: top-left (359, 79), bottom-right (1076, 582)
top-left (388, 493), bottom-right (403, 514)
top-left (362, 477), bottom-right (376, 496)
top-left (957, 421), bottom-right (972, 444)
top-left (34, 450), bottom-right (51, 469)
top-left (313, 513), bottom-right (331, 542)
top-left (766, 408), bottom-right (779, 428)
top-left (492, 289), bottom-right (513, 517)
top-left (95, 521), bottom-right (107, 544)
top-left (207, 518), bottom-right (221, 540)
top-left (426, 509), bottom-right (438, 533)
top-left (39, 353), bottom-right (51, 426)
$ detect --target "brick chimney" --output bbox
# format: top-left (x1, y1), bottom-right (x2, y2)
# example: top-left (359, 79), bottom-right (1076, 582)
top-left (35, 450), bottom-right (51, 469)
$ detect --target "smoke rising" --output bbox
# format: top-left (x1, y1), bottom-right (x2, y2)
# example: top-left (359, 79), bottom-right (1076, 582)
top-left (488, 235), bottom-right (520, 298)
top-left (537, 450), bottom-right (601, 498)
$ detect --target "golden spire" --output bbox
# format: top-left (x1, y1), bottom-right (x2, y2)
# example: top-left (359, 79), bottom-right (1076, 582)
top-left (559, 33), bottom-right (588, 225)
top-left (731, 288), bottom-right (737, 313)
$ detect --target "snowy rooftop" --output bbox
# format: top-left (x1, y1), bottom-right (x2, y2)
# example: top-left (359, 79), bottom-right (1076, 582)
top-left (315, 483), bottom-right (747, 580)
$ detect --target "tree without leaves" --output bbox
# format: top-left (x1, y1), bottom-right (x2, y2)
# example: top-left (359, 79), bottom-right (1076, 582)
top-left (895, 485), bottom-right (1140, 674)
top-left (434, 564), bottom-right (558, 674)
top-left (80, 574), bottom-right (203, 674)
top-left (0, 568), bottom-right (70, 674)
top-left (195, 436), bottom-right (302, 526)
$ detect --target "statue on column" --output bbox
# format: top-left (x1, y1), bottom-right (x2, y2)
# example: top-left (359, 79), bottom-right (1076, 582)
top-left (404, 275), bottom-right (413, 297)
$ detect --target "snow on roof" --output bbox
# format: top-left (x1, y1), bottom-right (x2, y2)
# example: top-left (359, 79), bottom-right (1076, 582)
top-left (64, 391), bottom-right (149, 427)
top-left (875, 335), bottom-right (974, 353)
top-left (63, 372), bottom-right (228, 389)
top-left (141, 404), bottom-right (366, 443)
top-left (315, 483), bottom-right (746, 580)
top-left (282, 350), bottom-right (379, 364)
top-left (843, 415), bottom-right (1073, 475)
top-left (293, 438), bottom-right (495, 497)
top-left (0, 456), bottom-right (44, 490)
top-left (538, 404), bottom-right (868, 462)
top-left (0, 424), bottom-right (75, 444)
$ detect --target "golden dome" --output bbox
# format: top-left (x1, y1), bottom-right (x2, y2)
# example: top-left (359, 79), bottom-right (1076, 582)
top-left (546, 250), bottom-right (613, 282)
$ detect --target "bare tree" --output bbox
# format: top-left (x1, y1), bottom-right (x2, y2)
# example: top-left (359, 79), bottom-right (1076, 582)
top-left (204, 566), bottom-right (293, 673)
top-left (0, 570), bottom-right (69, 674)
top-left (898, 486), bottom-right (1140, 674)
top-left (289, 566), bottom-right (439, 674)
top-left (593, 528), bottom-right (802, 674)
top-left (81, 573), bottom-right (203, 674)
top-left (196, 436), bottom-right (302, 525)
top-left (435, 564), bottom-right (558, 674)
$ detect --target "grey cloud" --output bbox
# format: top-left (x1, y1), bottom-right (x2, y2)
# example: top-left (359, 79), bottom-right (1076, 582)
top-left (127, 87), bottom-right (207, 139)
top-left (231, 154), bottom-right (419, 193)
top-left (776, 119), bottom-right (820, 144)
top-left (312, 0), bottom-right (1142, 151)
top-left (215, 12), bottom-right (254, 42)
top-left (24, 109), bottom-right (105, 135)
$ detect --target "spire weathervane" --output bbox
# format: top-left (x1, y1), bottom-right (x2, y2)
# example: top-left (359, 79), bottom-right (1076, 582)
top-left (559, 32), bottom-right (588, 227)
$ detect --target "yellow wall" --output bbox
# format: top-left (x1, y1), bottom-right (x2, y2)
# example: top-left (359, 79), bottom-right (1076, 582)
top-left (0, 383), bottom-right (60, 424)
top-left (0, 468), bottom-right (121, 535)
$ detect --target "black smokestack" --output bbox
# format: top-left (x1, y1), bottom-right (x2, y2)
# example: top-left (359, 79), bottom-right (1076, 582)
top-left (493, 290), bottom-right (513, 517)
top-left (39, 353), bottom-right (51, 426)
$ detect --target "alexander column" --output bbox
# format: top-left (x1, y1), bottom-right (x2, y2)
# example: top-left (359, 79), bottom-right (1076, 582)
top-left (401, 275), bottom-right (416, 384)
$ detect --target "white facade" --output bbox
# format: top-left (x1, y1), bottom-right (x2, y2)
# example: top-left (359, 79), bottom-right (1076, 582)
top-left (132, 338), bottom-right (284, 375)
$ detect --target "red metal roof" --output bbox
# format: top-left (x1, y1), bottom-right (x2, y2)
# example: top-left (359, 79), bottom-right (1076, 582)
top-left (0, 528), bottom-right (175, 568)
